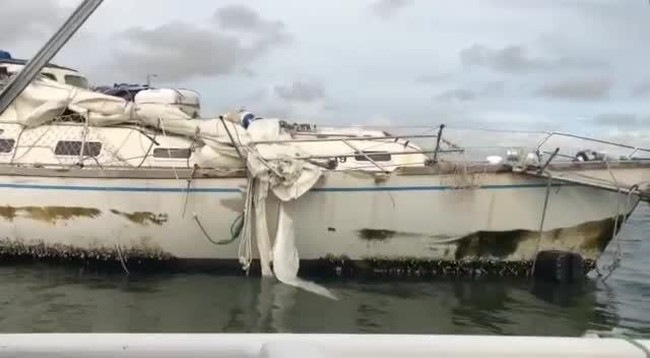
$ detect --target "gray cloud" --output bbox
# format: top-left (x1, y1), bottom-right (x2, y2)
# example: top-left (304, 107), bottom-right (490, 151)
top-left (110, 5), bottom-right (290, 82)
top-left (435, 88), bottom-right (477, 102)
top-left (593, 113), bottom-right (650, 128)
top-left (274, 80), bottom-right (325, 102)
top-left (535, 78), bottom-right (613, 100)
top-left (369, 0), bottom-right (413, 19)
top-left (460, 44), bottom-right (603, 74)
top-left (415, 73), bottom-right (453, 85)
top-left (214, 4), bottom-right (286, 35)
top-left (112, 24), bottom-right (246, 81)
top-left (481, 81), bottom-right (506, 96)
top-left (435, 82), bottom-right (506, 102)
top-left (0, 0), bottom-right (67, 43)
top-left (632, 83), bottom-right (650, 98)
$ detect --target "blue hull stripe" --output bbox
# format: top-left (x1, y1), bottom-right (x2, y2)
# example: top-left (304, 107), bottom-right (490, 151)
top-left (0, 182), bottom-right (570, 193)
top-left (311, 183), bottom-right (568, 192)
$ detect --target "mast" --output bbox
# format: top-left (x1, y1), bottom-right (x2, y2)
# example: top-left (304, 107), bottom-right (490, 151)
top-left (0, 0), bottom-right (104, 115)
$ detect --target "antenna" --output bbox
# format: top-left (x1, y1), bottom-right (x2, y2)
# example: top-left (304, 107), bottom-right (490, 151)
top-left (146, 74), bottom-right (158, 87)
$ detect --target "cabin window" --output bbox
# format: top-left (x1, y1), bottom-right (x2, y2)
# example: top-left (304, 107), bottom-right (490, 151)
top-left (64, 75), bottom-right (89, 89)
top-left (153, 148), bottom-right (192, 159)
top-left (54, 141), bottom-right (102, 157)
top-left (0, 138), bottom-right (15, 153)
top-left (41, 73), bottom-right (57, 81)
top-left (354, 151), bottom-right (392, 162)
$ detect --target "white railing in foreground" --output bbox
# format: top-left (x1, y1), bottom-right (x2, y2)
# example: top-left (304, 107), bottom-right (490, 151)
top-left (0, 334), bottom-right (647, 358)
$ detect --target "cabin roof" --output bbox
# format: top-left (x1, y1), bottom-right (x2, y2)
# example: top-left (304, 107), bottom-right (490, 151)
top-left (0, 58), bottom-right (79, 72)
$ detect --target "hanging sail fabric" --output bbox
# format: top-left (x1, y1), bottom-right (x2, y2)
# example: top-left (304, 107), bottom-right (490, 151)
top-left (240, 119), bottom-right (338, 300)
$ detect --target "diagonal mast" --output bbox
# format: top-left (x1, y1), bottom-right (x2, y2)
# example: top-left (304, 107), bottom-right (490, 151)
top-left (0, 0), bottom-right (104, 115)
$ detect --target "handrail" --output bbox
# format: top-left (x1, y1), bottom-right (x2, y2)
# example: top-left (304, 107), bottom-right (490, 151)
top-left (341, 139), bottom-right (390, 173)
top-left (250, 133), bottom-right (445, 145)
top-left (534, 132), bottom-right (650, 156)
top-left (258, 148), bottom-right (462, 162)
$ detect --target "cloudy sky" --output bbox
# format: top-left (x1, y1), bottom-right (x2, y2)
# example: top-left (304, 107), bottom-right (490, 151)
top-left (2, 0), bottom-right (650, 145)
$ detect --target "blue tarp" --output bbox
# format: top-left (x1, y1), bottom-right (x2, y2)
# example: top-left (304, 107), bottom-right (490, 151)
top-left (0, 50), bottom-right (12, 59)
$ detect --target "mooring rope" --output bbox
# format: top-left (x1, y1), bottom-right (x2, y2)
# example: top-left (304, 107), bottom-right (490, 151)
top-left (530, 172), bottom-right (554, 278)
top-left (592, 159), bottom-right (650, 282)
top-left (596, 160), bottom-right (628, 282)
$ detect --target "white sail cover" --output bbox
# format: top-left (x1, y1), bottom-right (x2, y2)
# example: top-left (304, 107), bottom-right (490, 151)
top-left (0, 77), bottom-right (249, 143)
top-left (0, 77), bottom-right (334, 298)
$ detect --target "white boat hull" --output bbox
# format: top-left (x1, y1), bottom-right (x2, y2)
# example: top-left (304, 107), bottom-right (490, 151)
top-left (0, 167), bottom-right (639, 277)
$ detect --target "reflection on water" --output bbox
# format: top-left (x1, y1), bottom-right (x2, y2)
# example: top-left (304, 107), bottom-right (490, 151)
top-left (0, 204), bottom-right (647, 336)
top-left (0, 267), bottom-right (636, 336)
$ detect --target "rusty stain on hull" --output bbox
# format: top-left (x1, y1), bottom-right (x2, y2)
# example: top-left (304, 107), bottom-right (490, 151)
top-left (452, 215), bottom-right (627, 260)
top-left (454, 231), bottom-right (522, 259)
top-left (578, 216), bottom-right (625, 252)
top-left (0, 206), bottom-right (101, 223)
top-left (110, 210), bottom-right (168, 226)
top-left (0, 206), bottom-right (17, 221)
top-left (358, 229), bottom-right (396, 241)
top-left (355, 215), bottom-right (626, 262)
top-left (357, 229), bottom-right (455, 242)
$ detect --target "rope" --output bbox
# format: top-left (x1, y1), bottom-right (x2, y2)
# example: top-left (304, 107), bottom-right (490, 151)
top-left (598, 186), bottom-right (641, 282)
top-left (594, 159), bottom-right (648, 281)
top-left (136, 130), bottom-right (158, 168)
top-left (449, 151), bottom-right (477, 189)
top-left (219, 116), bottom-right (245, 161)
top-left (115, 244), bottom-right (130, 276)
top-left (237, 179), bottom-right (256, 274)
top-left (158, 117), bottom-right (179, 180)
top-left (193, 211), bottom-right (244, 246)
top-left (530, 172), bottom-right (553, 278)
top-left (182, 164), bottom-right (198, 218)
top-left (9, 126), bottom-right (25, 164)
top-left (597, 160), bottom-right (626, 282)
